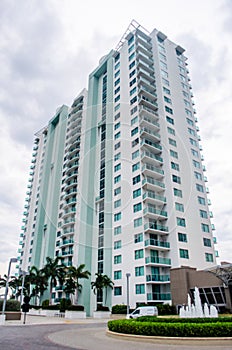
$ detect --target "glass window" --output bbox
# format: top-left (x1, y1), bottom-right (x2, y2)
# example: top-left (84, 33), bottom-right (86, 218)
top-left (194, 171), bottom-right (202, 180)
top-left (200, 209), bottom-right (208, 218)
top-left (114, 70), bottom-right (120, 79)
top-left (178, 232), bottom-right (187, 242)
top-left (163, 86), bottom-right (170, 95)
top-left (185, 108), bottom-right (192, 117)
top-left (114, 212), bottom-right (121, 222)
top-left (114, 175), bottom-right (121, 184)
top-left (131, 127), bottom-right (138, 136)
top-left (196, 183), bottom-right (204, 192)
top-left (172, 174), bottom-right (181, 184)
top-left (130, 96), bottom-right (137, 105)
top-left (114, 240), bottom-right (122, 249)
top-left (171, 161), bottom-right (179, 171)
top-left (135, 266), bottom-right (144, 276)
top-left (188, 128), bottom-right (196, 136)
top-left (114, 286), bottom-right (122, 295)
top-left (129, 69), bottom-right (136, 78)
top-left (169, 138), bottom-right (176, 146)
top-left (114, 255), bottom-right (122, 264)
top-left (133, 174), bottom-right (140, 185)
top-left (166, 116), bottom-right (174, 124)
top-left (198, 196), bottom-right (206, 205)
top-left (203, 238), bottom-right (211, 247)
top-left (180, 249), bottom-right (189, 259)
top-left (167, 127), bottom-right (175, 135)
top-left (165, 106), bottom-right (173, 114)
top-left (114, 163), bottom-right (121, 172)
top-left (133, 202), bottom-right (142, 212)
top-left (114, 199), bottom-right (121, 209)
top-left (190, 138), bottom-right (198, 146)
top-left (162, 77), bottom-right (169, 86)
top-left (134, 233), bottom-right (143, 243)
top-left (174, 188), bottom-right (182, 197)
top-left (177, 217), bottom-right (186, 227)
top-left (114, 131), bottom-right (121, 140)
top-left (202, 223), bottom-right (210, 233)
top-left (114, 187), bottom-right (121, 196)
top-left (134, 217), bottom-right (142, 228)
top-left (128, 44), bottom-right (135, 53)
top-left (205, 253), bottom-right (213, 262)
top-left (131, 115), bottom-right (138, 125)
top-left (114, 226), bottom-right (122, 235)
top-left (114, 141), bottom-right (120, 150)
top-left (193, 160), bottom-right (201, 168)
top-left (187, 118), bottom-right (194, 126)
top-left (132, 149), bottom-right (139, 159)
top-left (164, 96), bottom-right (172, 104)
top-left (114, 78), bottom-right (120, 86)
top-left (192, 149), bottom-right (199, 158)
top-left (130, 87), bottom-right (137, 96)
top-left (114, 86), bottom-right (120, 95)
top-left (135, 249), bottom-right (144, 259)
top-left (114, 270), bottom-right (122, 280)
top-left (175, 202), bottom-right (184, 212)
top-left (114, 152), bottom-right (121, 161)
top-left (129, 52), bottom-right (135, 61)
top-left (129, 61), bottom-right (135, 70)
top-left (132, 162), bottom-right (140, 172)
top-left (133, 188), bottom-right (141, 198)
top-left (114, 122), bottom-right (120, 130)
top-left (170, 150), bottom-right (178, 159)
top-left (135, 284), bottom-right (145, 294)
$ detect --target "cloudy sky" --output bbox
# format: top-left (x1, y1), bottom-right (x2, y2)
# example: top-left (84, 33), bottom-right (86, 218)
top-left (0, 0), bottom-right (232, 276)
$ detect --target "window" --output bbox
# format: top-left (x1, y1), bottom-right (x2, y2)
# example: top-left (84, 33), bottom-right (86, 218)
top-left (191, 149), bottom-right (199, 158)
top-left (198, 196), bottom-right (206, 205)
top-left (174, 188), bottom-right (182, 197)
top-left (133, 202), bottom-right (142, 212)
top-left (129, 69), bottom-right (136, 78)
top-left (134, 233), bottom-right (143, 243)
top-left (128, 44), bottom-right (134, 53)
top-left (114, 78), bottom-right (120, 86)
top-left (129, 61), bottom-right (135, 70)
top-left (175, 202), bottom-right (184, 212)
top-left (201, 223), bottom-right (210, 233)
top-left (114, 286), bottom-right (122, 295)
top-left (163, 86), bottom-right (170, 95)
top-left (114, 226), bottom-right (122, 235)
top-left (171, 162), bottom-right (180, 171)
top-left (128, 35), bottom-right (134, 45)
top-left (165, 106), bottom-right (173, 114)
top-left (178, 232), bottom-right (187, 242)
top-left (114, 95), bottom-right (120, 103)
top-left (170, 150), bottom-right (178, 159)
top-left (187, 118), bottom-right (194, 126)
top-left (114, 240), bottom-right (122, 249)
top-left (114, 175), bottom-right (121, 184)
top-left (114, 122), bottom-right (120, 130)
top-left (188, 128), bottom-right (196, 136)
top-left (205, 253), bottom-right (213, 262)
top-left (131, 115), bottom-right (138, 125)
top-left (114, 255), bottom-right (122, 264)
top-left (130, 96), bottom-right (137, 105)
top-left (190, 138), bottom-right (198, 146)
top-left (131, 127), bottom-right (138, 136)
top-left (114, 152), bottom-right (121, 161)
top-left (114, 163), bottom-right (121, 172)
top-left (162, 77), bottom-right (169, 86)
top-left (194, 171), bottom-right (202, 180)
top-left (193, 160), bottom-right (200, 168)
top-left (134, 217), bottom-right (142, 227)
top-left (183, 90), bottom-right (189, 98)
top-left (159, 52), bottom-right (166, 61)
top-left (114, 131), bottom-right (120, 140)
top-left (132, 149), bottom-right (139, 159)
top-left (161, 69), bottom-right (168, 78)
top-left (114, 187), bottom-right (121, 196)
top-left (172, 174), bottom-right (181, 184)
top-left (114, 212), bottom-right (121, 222)
top-left (130, 87), bottom-right (137, 96)
top-left (177, 217), bottom-right (186, 227)
top-left (133, 188), bottom-right (141, 198)
top-left (196, 184), bottom-right (204, 192)
top-left (203, 238), bottom-right (211, 247)
top-left (114, 86), bottom-right (120, 94)
top-left (166, 116), bottom-right (174, 124)
top-left (180, 249), bottom-right (189, 259)
top-left (135, 249), bottom-right (144, 259)
top-left (115, 112), bottom-right (120, 120)
top-left (135, 284), bottom-right (145, 294)
top-left (114, 141), bottom-right (120, 150)
top-left (169, 138), bottom-right (176, 146)
top-left (200, 209), bottom-right (208, 218)
top-left (164, 96), bottom-right (172, 104)
top-left (129, 52), bottom-right (135, 61)
top-left (131, 106), bottom-right (138, 115)
top-left (133, 174), bottom-right (141, 185)
top-left (132, 162), bottom-right (140, 172)
top-left (114, 70), bottom-right (120, 79)
top-left (114, 270), bottom-right (122, 280)
top-left (114, 199), bottom-right (121, 209)
top-left (167, 127), bottom-right (175, 135)
top-left (184, 99), bottom-right (191, 107)
top-left (185, 108), bottom-right (192, 117)
top-left (160, 61), bottom-right (168, 70)
top-left (135, 266), bottom-right (144, 276)
top-left (114, 62), bottom-right (120, 70)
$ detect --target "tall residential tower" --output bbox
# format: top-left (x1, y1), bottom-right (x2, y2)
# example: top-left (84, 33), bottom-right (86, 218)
top-left (18, 21), bottom-right (218, 315)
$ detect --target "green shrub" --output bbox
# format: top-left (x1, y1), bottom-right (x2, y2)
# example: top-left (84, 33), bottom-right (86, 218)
top-left (59, 298), bottom-right (71, 312)
top-left (29, 305), bottom-right (41, 310)
top-left (0, 300), bottom-right (21, 311)
top-left (41, 299), bottom-right (49, 308)
top-left (96, 304), bottom-right (110, 311)
top-left (108, 318), bottom-right (232, 337)
top-left (67, 305), bottom-right (85, 311)
top-left (42, 304), bottom-right (60, 310)
top-left (137, 316), bottom-right (232, 323)
top-left (112, 304), bottom-right (127, 314)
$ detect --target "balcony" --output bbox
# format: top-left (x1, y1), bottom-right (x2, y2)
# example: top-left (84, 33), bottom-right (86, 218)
top-left (137, 51), bottom-right (154, 65)
top-left (61, 239), bottom-right (74, 246)
top-left (139, 95), bottom-right (158, 111)
top-left (144, 222), bottom-right (168, 234)
top-left (139, 84), bottom-right (157, 101)
top-left (143, 191), bottom-right (166, 205)
top-left (140, 105), bottom-right (158, 118)
top-left (59, 250), bottom-right (73, 257)
top-left (145, 239), bottom-right (170, 250)
top-left (141, 151), bottom-right (163, 166)
top-left (147, 292), bottom-right (171, 301)
top-left (142, 177), bottom-right (165, 192)
top-left (140, 116), bottom-right (160, 131)
top-left (146, 274), bottom-right (170, 283)
top-left (137, 67), bottom-right (155, 83)
top-left (140, 128), bottom-right (160, 142)
top-left (142, 164), bottom-right (164, 179)
top-left (143, 206), bottom-right (167, 220)
top-left (136, 35), bottom-right (152, 51)
top-left (145, 256), bottom-right (171, 266)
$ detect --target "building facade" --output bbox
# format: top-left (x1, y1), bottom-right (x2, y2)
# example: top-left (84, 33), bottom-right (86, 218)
top-left (18, 21), bottom-right (218, 315)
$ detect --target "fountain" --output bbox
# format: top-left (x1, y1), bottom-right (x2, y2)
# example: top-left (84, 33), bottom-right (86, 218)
top-left (179, 286), bottom-right (218, 318)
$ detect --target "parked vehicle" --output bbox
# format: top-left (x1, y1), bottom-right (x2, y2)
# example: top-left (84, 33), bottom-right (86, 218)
top-left (126, 306), bottom-right (158, 319)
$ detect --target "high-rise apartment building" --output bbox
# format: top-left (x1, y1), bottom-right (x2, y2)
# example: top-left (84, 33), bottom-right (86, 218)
top-left (18, 21), bottom-right (218, 315)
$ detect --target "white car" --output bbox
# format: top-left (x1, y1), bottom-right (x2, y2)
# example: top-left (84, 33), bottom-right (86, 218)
top-left (126, 306), bottom-right (158, 319)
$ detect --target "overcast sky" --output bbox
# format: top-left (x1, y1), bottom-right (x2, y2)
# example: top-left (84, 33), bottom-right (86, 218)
top-left (0, 0), bottom-right (231, 277)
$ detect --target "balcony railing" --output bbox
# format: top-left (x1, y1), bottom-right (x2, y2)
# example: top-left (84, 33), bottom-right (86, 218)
top-left (146, 274), bottom-right (170, 282)
top-left (145, 239), bottom-right (170, 249)
top-left (142, 177), bottom-right (165, 189)
top-left (145, 256), bottom-right (171, 265)
top-left (144, 222), bottom-right (168, 233)
top-left (143, 191), bottom-right (166, 203)
top-left (147, 292), bottom-right (171, 301)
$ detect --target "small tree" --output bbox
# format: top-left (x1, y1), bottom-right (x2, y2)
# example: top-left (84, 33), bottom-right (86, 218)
top-left (64, 264), bottom-right (90, 304)
top-left (91, 273), bottom-right (114, 307)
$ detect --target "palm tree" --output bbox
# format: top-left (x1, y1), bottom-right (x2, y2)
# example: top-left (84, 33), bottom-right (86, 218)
top-left (29, 266), bottom-right (48, 305)
top-left (0, 274), bottom-right (19, 298)
top-left (65, 264), bottom-right (90, 304)
top-left (63, 276), bottom-right (76, 303)
top-left (91, 273), bottom-right (114, 306)
top-left (41, 257), bottom-right (66, 304)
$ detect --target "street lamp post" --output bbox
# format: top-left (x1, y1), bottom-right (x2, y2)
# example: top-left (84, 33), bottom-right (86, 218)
top-left (1, 258), bottom-right (18, 321)
top-left (20, 270), bottom-right (29, 305)
top-left (126, 273), bottom-right (131, 315)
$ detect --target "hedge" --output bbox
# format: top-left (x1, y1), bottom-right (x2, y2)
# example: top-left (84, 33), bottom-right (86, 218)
top-left (0, 300), bottom-right (20, 311)
top-left (136, 316), bottom-right (232, 323)
top-left (108, 319), bottom-right (232, 337)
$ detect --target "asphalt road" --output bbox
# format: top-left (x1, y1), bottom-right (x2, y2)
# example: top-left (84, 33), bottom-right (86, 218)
top-left (0, 322), bottom-right (232, 350)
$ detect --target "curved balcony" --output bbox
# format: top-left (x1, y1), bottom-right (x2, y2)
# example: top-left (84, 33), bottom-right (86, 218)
top-left (143, 206), bottom-right (167, 220)
top-left (142, 164), bottom-right (164, 179)
top-left (139, 85), bottom-right (157, 101)
top-left (144, 222), bottom-right (168, 235)
top-left (146, 274), bottom-right (170, 283)
top-left (140, 116), bottom-right (160, 131)
top-left (140, 127), bottom-right (160, 142)
top-left (141, 151), bottom-right (163, 166)
top-left (136, 35), bottom-right (152, 51)
top-left (142, 177), bottom-right (165, 192)
top-left (145, 256), bottom-right (171, 267)
top-left (144, 239), bottom-right (170, 250)
top-left (60, 239), bottom-right (74, 247)
top-left (140, 105), bottom-right (158, 118)
top-left (143, 191), bottom-right (166, 205)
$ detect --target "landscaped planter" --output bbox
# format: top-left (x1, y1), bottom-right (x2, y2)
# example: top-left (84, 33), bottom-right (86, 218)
top-left (28, 308), bottom-right (42, 316)
top-left (0, 312), bottom-right (21, 320)
top-left (40, 309), bottom-right (60, 317)
top-left (65, 310), bottom-right (86, 319)
top-left (93, 311), bottom-right (111, 319)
